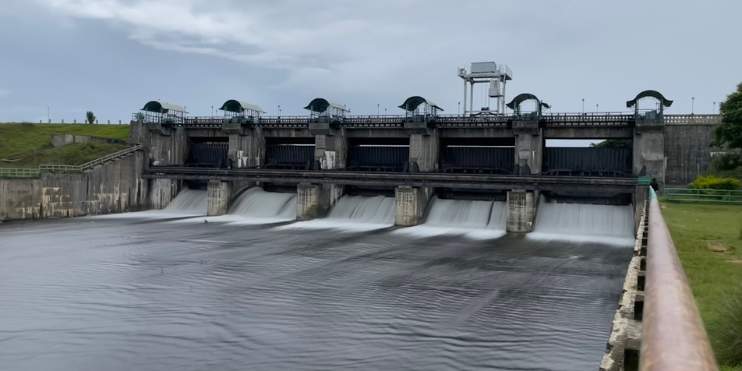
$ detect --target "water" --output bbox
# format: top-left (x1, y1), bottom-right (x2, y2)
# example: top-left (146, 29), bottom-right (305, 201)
top-left (529, 197), bottom-right (635, 246)
top-left (396, 197), bottom-right (507, 239)
top-left (226, 187), bottom-right (297, 221)
top-left (281, 195), bottom-right (396, 232)
top-left (0, 216), bottom-right (632, 371)
top-left (164, 189), bottom-right (207, 215)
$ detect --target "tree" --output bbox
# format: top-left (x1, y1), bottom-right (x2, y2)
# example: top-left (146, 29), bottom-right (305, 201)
top-left (589, 139), bottom-right (632, 148)
top-left (86, 111), bottom-right (96, 125)
top-left (714, 82), bottom-right (742, 149)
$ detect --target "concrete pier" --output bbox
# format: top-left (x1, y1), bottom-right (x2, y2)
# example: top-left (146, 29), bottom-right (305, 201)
top-left (506, 190), bottom-right (536, 233)
top-left (225, 124), bottom-right (265, 168)
top-left (310, 123), bottom-right (347, 215)
top-left (394, 186), bottom-right (433, 227)
top-left (297, 183), bottom-right (321, 220)
top-left (207, 180), bottom-right (232, 216)
top-left (633, 118), bottom-right (665, 191)
top-left (513, 121), bottom-right (542, 174)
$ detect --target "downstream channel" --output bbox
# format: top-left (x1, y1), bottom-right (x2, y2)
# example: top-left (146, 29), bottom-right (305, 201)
top-left (0, 195), bottom-right (634, 371)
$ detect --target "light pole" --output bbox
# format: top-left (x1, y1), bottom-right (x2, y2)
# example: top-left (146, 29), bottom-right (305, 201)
top-left (692, 97), bottom-right (695, 114)
top-left (596, 104), bottom-right (599, 113)
top-left (713, 101), bottom-right (717, 113)
top-left (377, 104), bottom-right (380, 116)
top-left (47, 107), bottom-right (50, 123)
top-left (458, 101), bottom-right (461, 116)
top-left (278, 105), bottom-right (281, 116)
top-left (582, 98), bottom-right (584, 114)
top-left (211, 105), bottom-right (214, 116)
top-left (384, 108), bottom-right (387, 115)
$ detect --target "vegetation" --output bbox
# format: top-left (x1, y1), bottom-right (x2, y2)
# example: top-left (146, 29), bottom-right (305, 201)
top-left (86, 111), bottom-right (97, 125)
top-left (0, 142), bottom-right (128, 168)
top-left (714, 83), bottom-right (742, 149)
top-left (0, 123), bottom-right (129, 159)
top-left (662, 202), bottom-right (742, 370)
top-left (688, 175), bottom-right (742, 190)
top-left (589, 139), bottom-right (632, 148)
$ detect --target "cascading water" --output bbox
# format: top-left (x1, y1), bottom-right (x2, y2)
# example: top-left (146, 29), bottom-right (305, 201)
top-left (277, 195), bottom-right (395, 232)
top-left (327, 195), bottom-right (396, 224)
top-left (163, 189), bottom-right (207, 215)
top-left (227, 187), bottom-right (297, 220)
top-left (529, 196), bottom-right (634, 246)
top-left (395, 196), bottom-right (507, 239)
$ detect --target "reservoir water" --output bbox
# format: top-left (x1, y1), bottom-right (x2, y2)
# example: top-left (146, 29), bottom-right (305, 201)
top-left (0, 209), bottom-right (633, 371)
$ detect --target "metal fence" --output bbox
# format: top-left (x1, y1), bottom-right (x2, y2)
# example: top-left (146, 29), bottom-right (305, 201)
top-left (665, 188), bottom-right (742, 204)
top-left (0, 145), bottom-right (142, 178)
top-left (543, 147), bottom-right (632, 173)
top-left (641, 188), bottom-right (719, 370)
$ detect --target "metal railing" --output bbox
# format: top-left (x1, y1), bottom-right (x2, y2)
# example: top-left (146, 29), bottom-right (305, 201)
top-left (0, 168), bottom-right (41, 178)
top-left (664, 114), bottom-right (721, 125)
top-left (641, 188), bottom-right (718, 370)
top-left (665, 188), bottom-right (742, 204)
top-left (0, 145), bottom-right (142, 178)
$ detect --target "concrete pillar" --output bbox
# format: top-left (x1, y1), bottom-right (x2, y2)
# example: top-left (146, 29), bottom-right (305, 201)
top-left (147, 126), bottom-right (187, 166)
top-left (310, 122), bottom-right (347, 216)
top-left (506, 190), bottom-right (535, 233)
top-left (633, 118), bottom-right (665, 192)
top-left (224, 124), bottom-right (265, 168)
top-left (513, 121), bottom-right (542, 174)
top-left (207, 180), bottom-right (232, 216)
top-left (404, 122), bottom-right (439, 171)
top-left (149, 178), bottom-right (180, 210)
top-left (297, 183), bottom-right (321, 220)
top-left (394, 186), bottom-right (433, 227)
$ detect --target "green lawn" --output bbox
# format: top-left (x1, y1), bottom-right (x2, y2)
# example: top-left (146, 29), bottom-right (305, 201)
top-left (0, 142), bottom-right (129, 168)
top-left (0, 123), bottom-right (130, 159)
top-left (661, 202), bottom-right (742, 370)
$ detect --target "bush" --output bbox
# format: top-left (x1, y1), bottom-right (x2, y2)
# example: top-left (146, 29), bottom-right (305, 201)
top-left (688, 175), bottom-right (742, 190)
top-left (713, 288), bottom-right (742, 367)
top-left (713, 152), bottom-right (742, 172)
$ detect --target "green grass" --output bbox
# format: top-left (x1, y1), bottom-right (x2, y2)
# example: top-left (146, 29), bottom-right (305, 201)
top-left (0, 142), bottom-right (129, 168)
top-left (661, 202), bottom-right (742, 370)
top-left (0, 123), bottom-right (130, 159)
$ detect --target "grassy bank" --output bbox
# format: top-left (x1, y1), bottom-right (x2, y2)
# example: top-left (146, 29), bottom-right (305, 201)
top-left (0, 142), bottom-right (129, 168)
top-left (661, 202), bottom-right (742, 370)
top-left (0, 123), bottom-right (130, 159)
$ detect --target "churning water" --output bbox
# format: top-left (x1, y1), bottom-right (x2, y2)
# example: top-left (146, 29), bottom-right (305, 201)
top-left (0, 216), bottom-right (633, 371)
top-left (396, 197), bottom-right (507, 239)
top-left (163, 189), bottom-right (207, 215)
top-left (279, 195), bottom-right (396, 232)
top-left (225, 187), bottom-right (296, 222)
top-left (529, 197), bottom-right (634, 246)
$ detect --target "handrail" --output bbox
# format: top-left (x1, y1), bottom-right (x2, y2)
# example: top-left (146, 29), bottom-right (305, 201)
top-left (640, 188), bottom-right (718, 371)
top-left (666, 188), bottom-right (742, 204)
top-left (0, 145), bottom-right (142, 178)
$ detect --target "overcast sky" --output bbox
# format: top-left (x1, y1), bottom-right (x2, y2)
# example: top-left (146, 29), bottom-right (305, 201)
top-left (1, 0), bottom-right (740, 124)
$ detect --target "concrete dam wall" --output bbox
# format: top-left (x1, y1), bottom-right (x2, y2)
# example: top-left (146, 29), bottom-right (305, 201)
top-left (0, 152), bottom-right (150, 221)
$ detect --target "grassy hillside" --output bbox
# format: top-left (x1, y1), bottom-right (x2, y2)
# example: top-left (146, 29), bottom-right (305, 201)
top-left (0, 142), bottom-right (129, 168)
top-left (0, 123), bottom-right (130, 159)
top-left (662, 202), bottom-right (742, 370)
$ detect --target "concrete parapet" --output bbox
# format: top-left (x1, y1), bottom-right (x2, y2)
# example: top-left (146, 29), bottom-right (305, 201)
top-left (506, 190), bottom-right (535, 233)
top-left (308, 122), bottom-right (340, 136)
top-left (403, 121), bottom-right (434, 136)
top-left (207, 180), bottom-right (232, 216)
top-left (394, 186), bottom-right (432, 227)
top-left (297, 183), bottom-right (321, 220)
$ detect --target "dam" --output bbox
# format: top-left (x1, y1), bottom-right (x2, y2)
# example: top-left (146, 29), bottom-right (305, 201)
top-left (0, 62), bottom-right (721, 370)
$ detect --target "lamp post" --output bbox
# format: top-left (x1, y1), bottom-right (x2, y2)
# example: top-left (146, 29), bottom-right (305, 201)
top-left (596, 104), bottom-right (599, 113)
top-left (713, 101), bottom-right (717, 113)
top-left (692, 97), bottom-right (695, 114)
top-left (384, 108), bottom-right (387, 115)
top-left (377, 104), bottom-right (380, 116)
top-left (211, 105), bottom-right (214, 116)
top-left (278, 105), bottom-right (281, 116)
top-left (458, 101), bottom-right (461, 116)
top-left (582, 98), bottom-right (584, 114)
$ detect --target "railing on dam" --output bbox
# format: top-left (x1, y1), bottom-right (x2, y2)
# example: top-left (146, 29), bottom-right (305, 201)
top-left (641, 188), bottom-right (718, 371)
top-left (665, 188), bottom-right (742, 205)
top-left (0, 145), bottom-right (143, 178)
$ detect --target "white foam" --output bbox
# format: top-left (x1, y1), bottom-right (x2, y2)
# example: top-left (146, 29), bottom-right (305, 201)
top-left (276, 195), bottom-right (395, 232)
top-left (528, 197), bottom-right (634, 247)
top-left (395, 197), bottom-right (506, 239)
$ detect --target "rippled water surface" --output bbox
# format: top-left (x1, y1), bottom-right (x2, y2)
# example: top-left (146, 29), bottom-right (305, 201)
top-left (0, 216), bottom-right (632, 371)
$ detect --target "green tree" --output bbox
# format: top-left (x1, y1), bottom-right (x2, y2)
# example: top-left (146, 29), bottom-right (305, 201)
top-left (86, 111), bottom-right (96, 125)
top-left (714, 82), bottom-right (742, 149)
top-left (589, 139), bottom-right (632, 148)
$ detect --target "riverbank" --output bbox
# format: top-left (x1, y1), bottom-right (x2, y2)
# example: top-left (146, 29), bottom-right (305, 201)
top-left (662, 202), bottom-right (742, 370)
top-left (0, 123), bottom-right (130, 159)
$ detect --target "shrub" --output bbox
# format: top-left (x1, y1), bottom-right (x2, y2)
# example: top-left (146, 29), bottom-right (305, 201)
top-left (688, 175), bottom-right (742, 190)
top-left (713, 287), bottom-right (742, 367)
